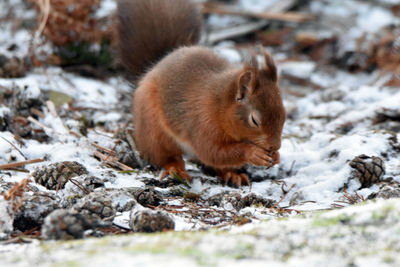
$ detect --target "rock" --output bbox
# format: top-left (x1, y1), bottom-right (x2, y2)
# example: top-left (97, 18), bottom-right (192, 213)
top-left (129, 209), bottom-right (175, 233)
top-left (32, 161), bottom-right (89, 190)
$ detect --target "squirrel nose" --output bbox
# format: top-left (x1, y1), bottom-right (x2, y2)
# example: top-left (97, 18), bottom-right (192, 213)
top-left (268, 138), bottom-right (281, 151)
top-left (268, 145), bottom-right (279, 151)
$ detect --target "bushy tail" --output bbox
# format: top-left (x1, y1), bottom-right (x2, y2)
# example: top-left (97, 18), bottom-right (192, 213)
top-left (117, 0), bottom-right (203, 79)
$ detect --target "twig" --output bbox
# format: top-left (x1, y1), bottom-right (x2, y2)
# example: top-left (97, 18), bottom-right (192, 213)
top-left (46, 100), bottom-right (58, 117)
top-left (1, 178), bottom-right (31, 211)
top-left (0, 136), bottom-right (27, 160)
top-left (69, 178), bottom-right (90, 194)
top-left (272, 184), bottom-right (295, 208)
top-left (92, 143), bottom-right (116, 156)
top-left (202, 3), bottom-right (313, 23)
top-left (27, 116), bottom-right (52, 132)
top-left (34, 0), bottom-right (50, 39)
top-left (281, 73), bottom-right (324, 90)
top-left (94, 151), bottom-right (134, 171)
top-left (29, 107), bottom-right (45, 118)
top-left (1, 167), bottom-right (29, 173)
top-left (13, 134), bottom-right (25, 146)
top-left (46, 101), bottom-right (82, 138)
top-left (0, 158), bottom-right (45, 170)
top-left (1, 236), bottom-right (33, 245)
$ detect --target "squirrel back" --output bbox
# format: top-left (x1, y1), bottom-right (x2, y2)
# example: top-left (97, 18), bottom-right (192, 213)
top-left (117, 0), bottom-right (203, 78)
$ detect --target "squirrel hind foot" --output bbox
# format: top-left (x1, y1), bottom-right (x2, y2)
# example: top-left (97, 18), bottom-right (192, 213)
top-left (216, 169), bottom-right (250, 187)
top-left (160, 162), bottom-right (191, 183)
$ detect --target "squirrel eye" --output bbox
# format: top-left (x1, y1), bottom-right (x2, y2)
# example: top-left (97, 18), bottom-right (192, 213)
top-left (248, 112), bottom-right (261, 128)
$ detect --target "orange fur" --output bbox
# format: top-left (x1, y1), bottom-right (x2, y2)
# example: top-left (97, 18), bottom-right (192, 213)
top-left (119, 0), bottom-right (286, 186)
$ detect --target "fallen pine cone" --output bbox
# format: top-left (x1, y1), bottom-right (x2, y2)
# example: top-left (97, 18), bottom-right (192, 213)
top-left (32, 161), bottom-right (88, 190)
top-left (349, 154), bottom-right (385, 188)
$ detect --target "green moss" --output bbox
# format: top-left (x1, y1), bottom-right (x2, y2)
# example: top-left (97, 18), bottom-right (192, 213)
top-left (179, 247), bottom-right (211, 266)
top-left (53, 260), bottom-right (80, 267)
top-left (312, 213), bottom-right (352, 227)
top-left (384, 255), bottom-right (395, 264)
top-left (234, 243), bottom-right (255, 259)
top-left (372, 204), bottom-right (394, 221)
top-left (56, 40), bottom-right (113, 68)
top-left (330, 232), bottom-right (346, 239)
top-left (49, 90), bottom-right (74, 107)
top-left (282, 251), bottom-right (293, 262)
top-left (123, 243), bottom-right (168, 254)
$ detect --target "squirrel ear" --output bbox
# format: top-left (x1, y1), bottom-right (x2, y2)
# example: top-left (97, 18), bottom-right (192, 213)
top-left (262, 50), bottom-right (278, 82)
top-left (236, 71), bottom-right (253, 101)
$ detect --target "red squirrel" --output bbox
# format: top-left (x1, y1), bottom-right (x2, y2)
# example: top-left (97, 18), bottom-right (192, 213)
top-left (117, 0), bottom-right (286, 186)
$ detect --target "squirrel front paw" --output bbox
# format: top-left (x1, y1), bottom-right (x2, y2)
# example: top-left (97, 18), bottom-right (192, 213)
top-left (244, 145), bottom-right (275, 167)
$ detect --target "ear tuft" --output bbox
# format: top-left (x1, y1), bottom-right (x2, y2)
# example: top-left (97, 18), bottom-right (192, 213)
top-left (236, 71), bottom-right (252, 101)
top-left (262, 50), bottom-right (278, 82)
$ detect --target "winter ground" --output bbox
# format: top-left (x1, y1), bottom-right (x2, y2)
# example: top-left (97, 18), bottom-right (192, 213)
top-left (0, 0), bottom-right (400, 266)
top-left (2, 199), bottom-right (400, 267)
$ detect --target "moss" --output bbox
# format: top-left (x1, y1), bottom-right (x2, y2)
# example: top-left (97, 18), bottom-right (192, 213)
top-left (56, 40), bottom-right (113, 68)
top-left (53, 260), bottom-right (80, 267)
top-left (233, 243), bottom-right (255, 259)
top-left (49, 90), bottom-right (74, 107)
top-left (282, 251), bottom-right (293, 262)
top-left (79, 115), bottom-right (95, 129)
top-left (179, 246), bottom-right (211, 266)
top-left (330, 232), bottom-right (346, 239)
top-left (123, 243), bottom-right (168, 254)
top-left (372, 204), bottom-right (394, 221)
top-left (312, 213), bottom-right (353, 227)
top-left (383, 255), bottom-right (395, 264)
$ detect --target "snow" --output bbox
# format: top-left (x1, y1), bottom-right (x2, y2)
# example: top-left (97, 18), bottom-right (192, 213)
top-left (1, 0), bottom-right (400, 264)
top-left (0, 196), bottom-right (13, 240)
top-left (96, 0), bottom-right (117, 18)
top-left (3, 198), bottom-right (400, 266)
top-left (279, 61), bottom-right (317, 79)
top-left (238, 0), bottom-right (279, 12)
top-left (0, 0), bottom-right (398, 219)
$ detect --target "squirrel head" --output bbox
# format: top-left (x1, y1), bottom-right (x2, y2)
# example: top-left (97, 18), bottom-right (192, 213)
top-left (224, 51), bottom-right (285, 153)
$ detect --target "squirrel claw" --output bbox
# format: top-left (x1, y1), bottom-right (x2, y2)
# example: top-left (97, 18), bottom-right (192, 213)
top-left (160, 167), bottom-right (191, 183)
top-left (218, 170), bottom-right (250, 187)
top-left (245, 145), bottom-right (276, 168)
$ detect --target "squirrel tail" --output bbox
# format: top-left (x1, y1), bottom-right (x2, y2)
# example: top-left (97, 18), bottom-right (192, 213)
top-left (117, 0), bottom-right (203, 79)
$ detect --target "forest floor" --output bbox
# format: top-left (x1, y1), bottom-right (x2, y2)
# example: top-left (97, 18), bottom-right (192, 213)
top-left (0, 0), bottom-right (399, 266)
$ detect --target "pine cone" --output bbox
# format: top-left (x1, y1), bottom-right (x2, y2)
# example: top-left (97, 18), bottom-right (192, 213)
top-left (129, 209), bottom-right (175, 233)
top-left (349, 154), bottom-right (385, 188)
top-left (208, 192), bottom-right (274, 210)
top-left (72, 191), bottom-right (115, 221)
top-left (13, 192), bottom-right (59, 231)
top-left (32, 161), bottom-right (88, 190)
top-left (0, 55), bottom-right (26, 78)
top-left (41, 209), bottom-right (100, 240)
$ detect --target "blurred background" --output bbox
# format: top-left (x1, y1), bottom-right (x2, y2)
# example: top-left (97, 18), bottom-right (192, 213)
top-left (0, 0), bottom-right (398, 87)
